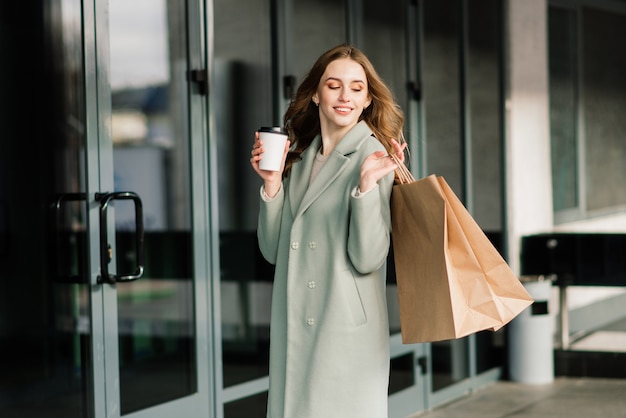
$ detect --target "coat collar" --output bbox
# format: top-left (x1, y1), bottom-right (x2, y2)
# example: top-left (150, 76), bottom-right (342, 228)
top-left (288, 120), bottom-right (373, 218)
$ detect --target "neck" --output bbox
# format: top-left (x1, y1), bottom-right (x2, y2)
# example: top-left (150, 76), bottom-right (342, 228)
top-left (319, 122), bottom-right (357, 156)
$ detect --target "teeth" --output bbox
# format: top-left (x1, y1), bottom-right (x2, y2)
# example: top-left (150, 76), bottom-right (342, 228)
top-left (336, 107), bottom-right (351, 111)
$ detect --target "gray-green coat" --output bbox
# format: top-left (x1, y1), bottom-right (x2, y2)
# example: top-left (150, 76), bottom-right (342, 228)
top-left (258, 121), bottom-right (392, 418)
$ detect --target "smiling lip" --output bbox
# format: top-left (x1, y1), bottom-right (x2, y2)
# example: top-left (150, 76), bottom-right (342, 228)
top-left (334, 106), bottom-right (353, 113)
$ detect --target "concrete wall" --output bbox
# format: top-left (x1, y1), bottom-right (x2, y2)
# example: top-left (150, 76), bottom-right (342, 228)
top-left (504, 0), bottom-right (553, 274)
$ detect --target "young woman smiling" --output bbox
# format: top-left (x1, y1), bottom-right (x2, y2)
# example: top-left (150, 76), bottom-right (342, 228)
top-left (250, 44), bottom-right (406, 418)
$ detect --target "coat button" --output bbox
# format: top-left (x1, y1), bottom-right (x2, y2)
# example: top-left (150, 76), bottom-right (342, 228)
top-left (308, 280), bottom-right (316, 289)
top-left (306, 317), bottom-right (315, 326)
top-left (308, 241), bottom-right (316, 249)
top-left (291, 241), bottom-right (299, 250)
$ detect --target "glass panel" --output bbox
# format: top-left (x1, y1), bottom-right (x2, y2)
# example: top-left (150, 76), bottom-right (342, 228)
top-left (468, 0), bottom-right (502, 231)
top-left (0, 1), bottom-right (92, 417)
top-left (467, 0), bottom-right (504, 374)
top-left (214, 0), bottom-right (274, 387)
top-left (582, 8), bottom-right (626, 212)
top-left (108, 0), bottom-right (196, 413)
top-left (549, 7), bottom-right (579, 212)
top-left (224, 392), bottom-right (268, 418)
top-left (476, 330), bottom-right (504, 374)
top-left (423, 0), bottom-right (463, 196)
top-left (422, 0), bottom-right (469, 392)
top-left (389, 353), bottom-right (415, 395)
top-left (291, 0), bottom-right (347, 84)
top-left (361, 0), bottom-right (409, 111)
top-left (431, 338), bottom-right (468, 391)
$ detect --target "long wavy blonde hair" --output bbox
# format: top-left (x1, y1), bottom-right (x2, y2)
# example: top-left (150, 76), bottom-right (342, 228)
top-left (282, 44), bottom-right (405, 177)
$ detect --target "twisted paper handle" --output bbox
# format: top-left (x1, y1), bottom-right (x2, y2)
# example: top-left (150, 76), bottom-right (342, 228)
top-left (391, 154), bottom-right (415, 184)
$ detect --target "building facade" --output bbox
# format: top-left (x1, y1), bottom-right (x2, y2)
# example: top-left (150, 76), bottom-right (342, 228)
top-left (0, 0), bottom-right (624, 417)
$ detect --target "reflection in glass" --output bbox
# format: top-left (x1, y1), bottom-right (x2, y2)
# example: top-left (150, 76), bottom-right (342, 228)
top-left (0, 1), bottom-right (92, 416)
top-left (109, 0), bottom-right (196, 412)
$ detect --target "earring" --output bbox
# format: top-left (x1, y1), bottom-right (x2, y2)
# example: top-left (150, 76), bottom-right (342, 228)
top-left (312, 98), bottom-right (319, 106)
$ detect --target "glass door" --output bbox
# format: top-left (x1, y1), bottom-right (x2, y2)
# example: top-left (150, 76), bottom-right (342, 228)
top-left (0, 1), bottom-right (94, 416)
top-left (0, 0), bottom-right (211, 417)
top-left (98, 0), bottom-right (211, 416)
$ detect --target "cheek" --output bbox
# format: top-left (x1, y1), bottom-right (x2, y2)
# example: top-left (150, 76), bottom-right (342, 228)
top-left (319, 90), bottom-right (336, 104)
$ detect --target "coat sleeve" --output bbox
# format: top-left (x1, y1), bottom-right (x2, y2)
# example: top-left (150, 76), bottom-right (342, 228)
top-left (257, 184), bottom-right (285, 265)
top-left (347, 171), bottom-right (394, 274)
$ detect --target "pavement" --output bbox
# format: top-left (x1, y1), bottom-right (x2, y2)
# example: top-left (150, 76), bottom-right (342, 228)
top-left (415, 377), bottom-right (626, 418)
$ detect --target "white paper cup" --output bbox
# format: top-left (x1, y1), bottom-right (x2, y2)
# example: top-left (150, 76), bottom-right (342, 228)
top-left (258, 127), bottom-right (288, 171)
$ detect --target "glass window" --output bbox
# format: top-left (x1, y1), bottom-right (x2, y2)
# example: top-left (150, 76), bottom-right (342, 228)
top-left (582, 8), bottom-right (626, 212)
top-left (549, 5), bottom-right (626, 219)
top-left (549, 7), bottom-right (579, 213)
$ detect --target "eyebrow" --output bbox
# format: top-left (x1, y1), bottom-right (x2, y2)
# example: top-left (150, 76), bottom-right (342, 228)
top-left (325, 77), bottom-right (366, 84)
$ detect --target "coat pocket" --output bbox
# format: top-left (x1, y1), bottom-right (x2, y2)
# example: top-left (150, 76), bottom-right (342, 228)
top-left (341, 270), bottom-right (367, 327)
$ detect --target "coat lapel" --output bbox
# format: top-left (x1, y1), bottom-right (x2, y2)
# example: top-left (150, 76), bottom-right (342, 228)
top-left (288, 121), bottom-right (373, 219)
top-left (288, 136), bottom-right (318, 218)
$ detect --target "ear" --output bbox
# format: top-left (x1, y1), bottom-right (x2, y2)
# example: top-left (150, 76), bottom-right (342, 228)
top-left (312, 95), bottom-right (319, 105)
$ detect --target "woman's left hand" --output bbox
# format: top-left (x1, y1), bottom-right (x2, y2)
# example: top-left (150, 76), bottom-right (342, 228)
top-left (358, 138), bottom-right (406, 193)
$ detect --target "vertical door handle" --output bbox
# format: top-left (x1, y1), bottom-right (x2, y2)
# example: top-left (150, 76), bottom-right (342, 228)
top-left (95, 191), bottom-right (144, 284)
top-left (416, 356), bottom-right (428, 375)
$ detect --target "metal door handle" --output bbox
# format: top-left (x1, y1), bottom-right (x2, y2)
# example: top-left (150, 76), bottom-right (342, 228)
top-left (95, 191), bottom-right (144, 284)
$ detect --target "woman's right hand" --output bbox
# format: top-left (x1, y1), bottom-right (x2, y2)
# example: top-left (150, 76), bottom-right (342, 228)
top-left (250, 131), bottom-right (290, 198)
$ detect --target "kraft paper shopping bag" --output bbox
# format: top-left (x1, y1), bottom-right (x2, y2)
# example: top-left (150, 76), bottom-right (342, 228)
top-left (390, 164), bottom-right (533, 343)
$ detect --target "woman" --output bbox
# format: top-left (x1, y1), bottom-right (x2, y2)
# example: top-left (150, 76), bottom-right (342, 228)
top-left (250, 44), bottom-right (405, 418)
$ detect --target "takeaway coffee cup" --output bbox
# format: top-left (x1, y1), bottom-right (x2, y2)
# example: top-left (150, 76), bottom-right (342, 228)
top-left (258, 126), bottom-right (288, 171)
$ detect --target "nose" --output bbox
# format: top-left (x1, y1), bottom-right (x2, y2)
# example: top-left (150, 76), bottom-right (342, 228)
top-left (338, 88), bottom-right (350, 102)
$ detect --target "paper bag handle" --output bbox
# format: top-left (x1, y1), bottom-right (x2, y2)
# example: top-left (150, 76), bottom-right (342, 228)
top-left (391, 154), bottom-right (415, 184)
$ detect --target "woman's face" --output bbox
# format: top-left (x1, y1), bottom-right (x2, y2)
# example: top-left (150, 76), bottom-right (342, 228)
top-left (313, 58), bottom-right (371, 134)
